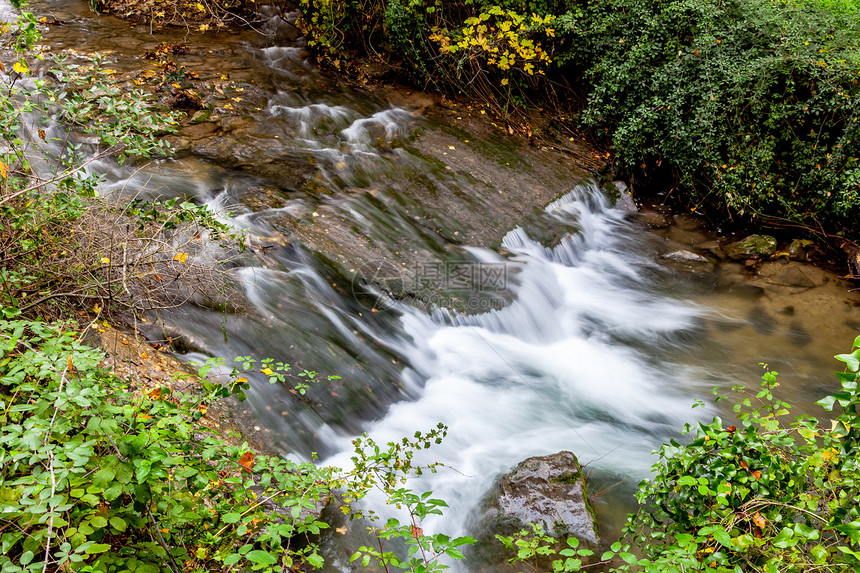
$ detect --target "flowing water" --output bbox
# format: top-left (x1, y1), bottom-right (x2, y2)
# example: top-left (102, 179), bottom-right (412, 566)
top-left (19, 1), bottom-right (860, 569)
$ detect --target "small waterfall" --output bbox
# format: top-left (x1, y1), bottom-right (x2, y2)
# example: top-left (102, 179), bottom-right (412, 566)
top-left (320, 184), bottom-right (710, 568)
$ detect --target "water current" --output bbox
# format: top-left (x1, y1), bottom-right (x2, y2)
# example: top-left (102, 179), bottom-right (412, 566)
top-left (18, 1), bottom-right (860, 568)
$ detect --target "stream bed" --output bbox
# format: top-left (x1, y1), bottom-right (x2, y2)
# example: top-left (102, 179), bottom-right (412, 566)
top-left (23, 1), bottom-right (860, 569)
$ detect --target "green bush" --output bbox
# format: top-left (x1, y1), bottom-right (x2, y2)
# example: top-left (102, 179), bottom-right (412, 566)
top-left (572, 0), bottom-right (860, 232)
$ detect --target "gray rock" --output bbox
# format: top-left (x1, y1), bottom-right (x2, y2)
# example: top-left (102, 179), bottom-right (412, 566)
top-left (613, 181), bottom-right (637, 212)
top-left (662, 250), bottom-right (709, 263)
top-left (482, 451), bottom-right (598, 546)
top-left (724, 235), bottom-right (778, 260)
top-left (660, 250), bottom-right (716, 274)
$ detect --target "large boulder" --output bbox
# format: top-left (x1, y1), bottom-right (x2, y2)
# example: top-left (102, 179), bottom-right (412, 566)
top-left (479, 451), bottom-right (599, 546)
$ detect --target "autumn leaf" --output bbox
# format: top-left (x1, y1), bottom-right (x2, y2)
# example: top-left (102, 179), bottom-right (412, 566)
top-left (138, 413), bottom-right (153, 420)
top-left (12, 60), bottom-right (28, 74)
top-left (238, 451), bottom-right (255, 472)
top-left (260, 367), bottom-right (274, 376)
top-left (0, 161), bottom-right (8, 180)
top-left (752, 470), bottom-right (762, 480)
top-left (196, 2), bottom-right (205, 10)
top-left (410, 524), bottom-right (423, 539)
top-left (752, 512), bottom-right (767, 529)
top-left (739, 460), bottom-right (748, 469)
top-left (173, 252), bottom-right (187, 263)
top-left (37, 128), bottom-right (46, 140)
top-left (100, 257), bottom-right (110, 264)
top-left (198, 404), bottom-right (208, 416)
top-left (67, 355), bottom-right (74, 375)
top-left (148, 387), bottom-right (163, 400)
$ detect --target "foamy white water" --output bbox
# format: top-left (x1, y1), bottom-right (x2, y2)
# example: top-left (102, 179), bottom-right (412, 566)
top-left (320, 184), bottom-right (710, 562)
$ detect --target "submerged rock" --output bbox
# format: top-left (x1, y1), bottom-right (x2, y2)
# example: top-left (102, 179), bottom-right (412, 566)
top-left (724, 234), bottom-right (778, 260)
top-left (660, 249), bottom-right (716, 274)
top-left (478, 451), bottom-right (599, 546)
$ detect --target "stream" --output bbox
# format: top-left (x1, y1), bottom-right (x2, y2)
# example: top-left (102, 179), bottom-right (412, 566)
top-left (21, 0), bottom-right (860, 569)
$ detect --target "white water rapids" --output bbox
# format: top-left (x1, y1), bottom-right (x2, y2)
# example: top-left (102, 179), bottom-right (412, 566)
top-left (315, 184), bottom-right (712, 567)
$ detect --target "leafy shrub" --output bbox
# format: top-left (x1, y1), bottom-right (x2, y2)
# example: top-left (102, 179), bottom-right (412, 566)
top-left (0, 314), bottom-right (334, 571)
top-left (573, 0), bottom-right (860, 232)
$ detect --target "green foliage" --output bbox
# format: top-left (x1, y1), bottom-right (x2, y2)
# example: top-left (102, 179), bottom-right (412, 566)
top-left (572, 0), bottom-right (860, 231)
top-left (297, 0), bottom-right (559, 115)
top-left (497, 524), bottom-right (596, 572)
top-left (0, 313), bottom-right (336, 572)
top-left (350, 490), bottom-right (476, 572)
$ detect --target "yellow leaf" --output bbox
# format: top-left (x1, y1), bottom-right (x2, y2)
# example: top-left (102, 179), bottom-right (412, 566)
top-left (100, 257), bottom-right (111, 264)
top-left (93, 303), bottom-right (101, 313)
top-left (12, 61), bottom-right (28, 74)
top-left (0, 161), bottom-right (8, 180)
top-left (172, 83), bottom-right (181, 89)
top-left (173, 253), bottom-right (187, 263)
top-left (260, 367), bottom-right (274, 376)
top-left (500, 78), bottom-right (509, 86)
top-left (196, 2), bottom-right (205, 10)
top-left (198, 23), bottom-right (209, 31)
top-left (38, 128), bottom-right (46, 140)
top-left (138, 414), bottom-right (154, 420)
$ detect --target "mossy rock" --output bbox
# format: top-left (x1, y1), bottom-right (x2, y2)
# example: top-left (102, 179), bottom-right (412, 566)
top-left (724, 234), bottom-right (777, 260)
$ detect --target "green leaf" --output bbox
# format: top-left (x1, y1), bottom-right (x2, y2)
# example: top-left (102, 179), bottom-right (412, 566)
top-left (109, 516), bottom-right (127, 532)
top-left (85, 543), bottom-right (111, 554)
top-left (92, 467), bottom-right (116, 488)
top-left (713, 527), bottom-right (732, 548)
top-left (835, 351), bottom-right (860, 372)
top-left (246, 550), bottom-right (278, 565)
top-left (89, 516), bottom-right (108, 529)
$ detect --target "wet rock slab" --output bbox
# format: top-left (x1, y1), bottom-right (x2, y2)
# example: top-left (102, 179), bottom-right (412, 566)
top-left (477, 451), bottom-right (599, 546)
